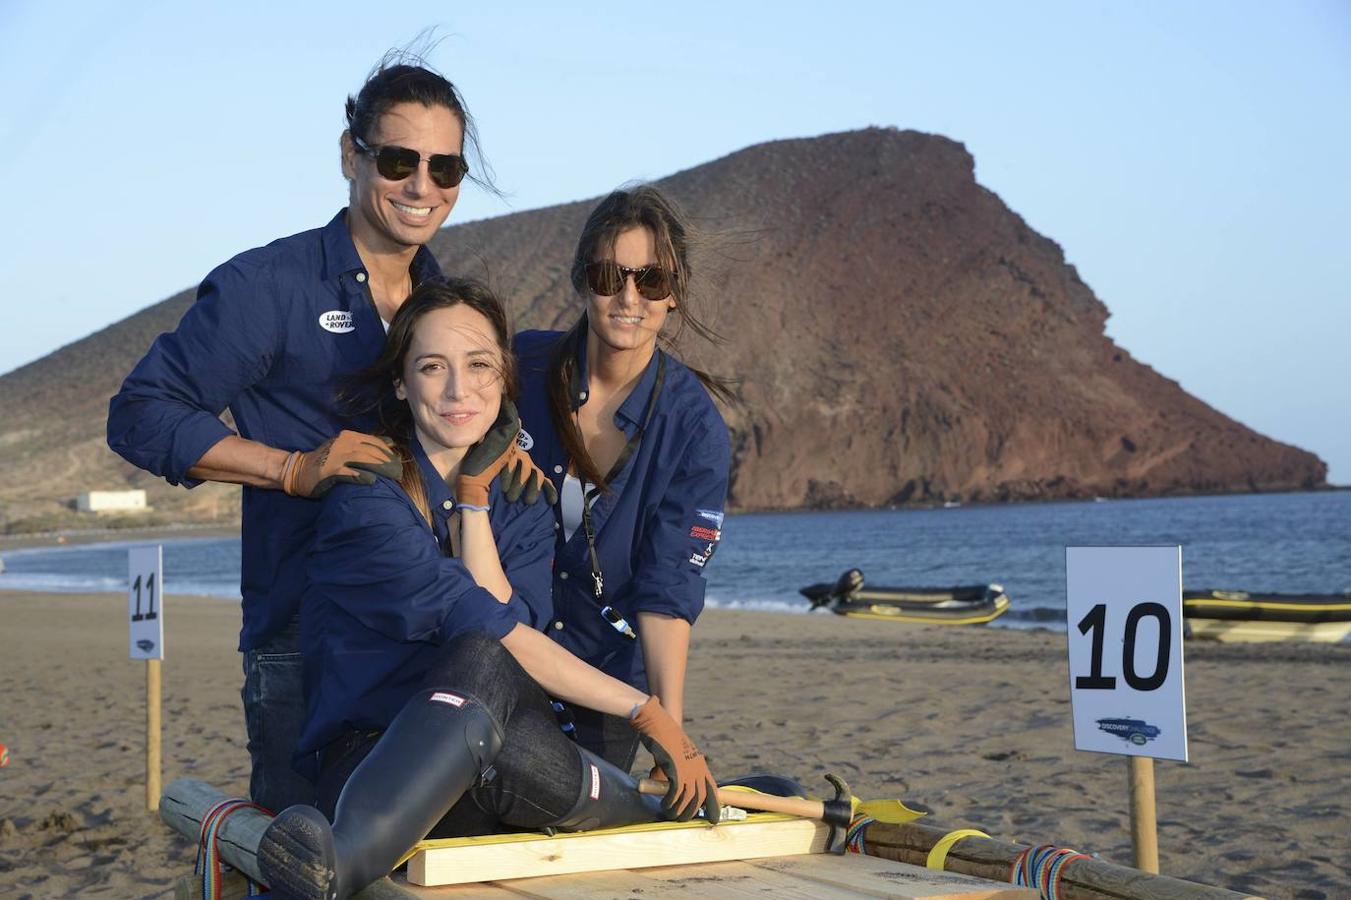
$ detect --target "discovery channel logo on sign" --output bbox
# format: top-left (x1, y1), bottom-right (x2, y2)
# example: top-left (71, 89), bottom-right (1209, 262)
top-left (1096, 717), bottom-right (1162, 747)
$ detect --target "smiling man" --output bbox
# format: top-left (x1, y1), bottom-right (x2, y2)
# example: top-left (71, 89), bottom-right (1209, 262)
top-left (107, 60), bottom-right (489, 813)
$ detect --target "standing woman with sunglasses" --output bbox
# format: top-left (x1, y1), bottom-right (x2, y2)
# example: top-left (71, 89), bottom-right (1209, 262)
top-left (514, 187), bottom-right (734, 772)
top-left (106, 58), bottom-right (531, 815)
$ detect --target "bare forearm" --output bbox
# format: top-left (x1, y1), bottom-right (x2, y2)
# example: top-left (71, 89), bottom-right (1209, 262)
top-left (638, 613), bottom-right (691, 724)
top-left (186, 435), bottom-right (290, 489)
top-left (457, 509), bottom-right (512, 602)
top-left (499, 625), bottom-right (646, 717)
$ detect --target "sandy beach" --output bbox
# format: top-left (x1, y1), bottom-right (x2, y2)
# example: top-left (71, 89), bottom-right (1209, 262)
top-left (0, 589), bottom-right (1346, 898)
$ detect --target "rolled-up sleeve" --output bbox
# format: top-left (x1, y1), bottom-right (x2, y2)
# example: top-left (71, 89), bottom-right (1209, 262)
top-left (621, 419), bottom-right (731, 623)
top-left (106, 259), bottom-right (279, 487)
top-left (309, 484), bottom-right (520, 643)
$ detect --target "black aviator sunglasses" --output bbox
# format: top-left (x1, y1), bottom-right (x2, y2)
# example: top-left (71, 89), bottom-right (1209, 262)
top-left (351, 134), bottom-right (470, 189)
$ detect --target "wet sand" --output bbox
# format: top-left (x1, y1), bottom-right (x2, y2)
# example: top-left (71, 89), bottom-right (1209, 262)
top-left (0, 590), bottom-right (1346, 898)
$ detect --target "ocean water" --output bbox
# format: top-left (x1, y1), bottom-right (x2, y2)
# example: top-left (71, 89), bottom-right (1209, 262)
top-left (2, 491), bottom-right (1348, 630)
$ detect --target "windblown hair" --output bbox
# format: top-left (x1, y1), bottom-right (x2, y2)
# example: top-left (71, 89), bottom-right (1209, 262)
top-left (548, 185), bottom-right (733, 491)
top-left (345, 51), bottom-right (498, 196)
top-left (343, 277), bottom-right (516, 524)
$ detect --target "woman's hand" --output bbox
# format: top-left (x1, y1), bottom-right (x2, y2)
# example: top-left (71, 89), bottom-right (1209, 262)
top-left (455, 399), bottom-right (557, 506)
top-left (629, 696), bottom-right (720, 824)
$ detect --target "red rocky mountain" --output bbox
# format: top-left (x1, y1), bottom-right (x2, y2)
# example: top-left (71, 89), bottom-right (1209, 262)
top-left (0, 128), bottom-right (1325, 528)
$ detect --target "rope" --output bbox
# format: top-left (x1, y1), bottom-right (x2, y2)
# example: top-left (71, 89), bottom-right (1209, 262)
top-left (845, 814), bottom-right (875, 854)
top-left (1010, 844), bottom-right (1090, 900)
top-left (194, 797), bottom-right (271, 900)
top-left (925, 828), bottom-right (989, 870)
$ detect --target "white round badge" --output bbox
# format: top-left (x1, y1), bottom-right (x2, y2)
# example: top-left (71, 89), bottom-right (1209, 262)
top-left (318, 310), bottom-right (355, 334)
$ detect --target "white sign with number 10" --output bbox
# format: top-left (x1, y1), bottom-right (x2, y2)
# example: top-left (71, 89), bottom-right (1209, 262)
top-left (128, 545), bottom-right (165, 661)
top-left (1066, 546), bottom-right (1187, 762)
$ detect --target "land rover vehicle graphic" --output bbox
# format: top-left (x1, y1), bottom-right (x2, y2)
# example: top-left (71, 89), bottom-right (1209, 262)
top-left (1096, 717), bottom-right (1161, 746)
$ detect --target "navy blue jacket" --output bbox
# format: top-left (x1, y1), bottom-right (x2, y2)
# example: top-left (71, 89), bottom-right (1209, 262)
top-left (106, 210), bottom-right (441, 650)
top-left (297, 437), bottom-right (553, 764)
top-left (513, 330), bottom-right (731, 691)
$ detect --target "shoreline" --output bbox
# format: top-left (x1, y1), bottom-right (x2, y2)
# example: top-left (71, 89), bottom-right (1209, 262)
top-left (4, 485), bottom-right (1347, 545)
top-left (0, 591), bottom-right (1346, 897)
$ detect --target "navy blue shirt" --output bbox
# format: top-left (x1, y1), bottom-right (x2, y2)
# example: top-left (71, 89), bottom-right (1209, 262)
top-left (513, 330), bottom-right (731, 691)
top-left (106, 210), bottom-right (441, 650)
top-left (297, 437), bottom-right (553, 764)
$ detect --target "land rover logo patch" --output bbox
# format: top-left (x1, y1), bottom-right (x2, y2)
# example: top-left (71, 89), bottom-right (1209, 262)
top-left (319, 310), bottom-right (355, 334)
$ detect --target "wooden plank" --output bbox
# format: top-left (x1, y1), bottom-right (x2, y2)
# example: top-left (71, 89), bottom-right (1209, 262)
top-left (750, 854), bottom-right (1039, 899)
top-left (408, 816), bottom-right (829, 887)
top-left (483, 859), bottom-right (863, 899)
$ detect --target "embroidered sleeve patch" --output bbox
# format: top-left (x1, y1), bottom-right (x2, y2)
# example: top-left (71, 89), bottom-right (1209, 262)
top-left (695, 508), bottom-right (725, 527)
top-left (689, 525), bottom-right (720, 542)
top-left (429, 692), bottom-right (466, 707)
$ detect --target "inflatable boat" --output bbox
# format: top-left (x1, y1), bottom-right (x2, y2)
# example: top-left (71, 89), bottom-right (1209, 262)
top-left (1183, 589), bottom-right (1351, 643)
top-left (799, 569), bottom-right (1010, 625)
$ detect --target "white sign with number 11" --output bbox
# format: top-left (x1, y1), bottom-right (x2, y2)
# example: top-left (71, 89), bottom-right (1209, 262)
top-left (128, 545), bottom-right (165, 660)
top-left (1066, 546), bottom-right (1187, 762)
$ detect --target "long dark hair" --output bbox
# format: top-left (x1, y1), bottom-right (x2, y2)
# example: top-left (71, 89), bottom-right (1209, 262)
top-left (345, 52), bottom-right (499, 196)
top-left (548, 186), bottom-right (734, 490)
top-left (343, 277), bottom-right (517, 523)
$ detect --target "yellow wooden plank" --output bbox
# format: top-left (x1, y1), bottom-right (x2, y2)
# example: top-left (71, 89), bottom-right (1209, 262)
top-left (407, 817), bottom-right (829, 887)
top-left (750, 854), bottom-right (1040, 900)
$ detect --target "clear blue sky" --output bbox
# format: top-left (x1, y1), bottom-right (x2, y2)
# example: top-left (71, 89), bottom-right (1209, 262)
top-left (2, 1), bottom-right (1348, 482)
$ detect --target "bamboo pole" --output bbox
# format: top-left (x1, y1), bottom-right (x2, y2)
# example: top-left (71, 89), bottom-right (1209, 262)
top-left (1129, 756), bottom-right (1160, 873)
top-left (856, 820), bottom-right (1253, 900)
top-left (146, 659), bottom-right (161, 812)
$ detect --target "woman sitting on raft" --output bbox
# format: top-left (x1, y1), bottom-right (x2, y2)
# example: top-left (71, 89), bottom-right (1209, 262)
top-left (514, 186), bottom-right (734, 770)
top-left (258, 277), bottom-right (720, 900)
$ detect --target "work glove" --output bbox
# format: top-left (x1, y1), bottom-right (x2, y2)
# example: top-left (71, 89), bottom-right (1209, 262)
top-left (455, 399), bottom-right (558, 508)
top-left (282, 431), bottom-right (401, 498)
top-left (630, 696), bottom-right (720, 823)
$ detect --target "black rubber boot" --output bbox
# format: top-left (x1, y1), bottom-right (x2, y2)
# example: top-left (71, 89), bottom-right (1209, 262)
top-left (257, 689), bottom-right (504, 900)
top-left (544, 746), bottom-right (664, 832)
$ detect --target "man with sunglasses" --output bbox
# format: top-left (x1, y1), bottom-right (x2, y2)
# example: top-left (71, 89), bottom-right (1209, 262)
top-left (107, 62), bottom-right (486, 814)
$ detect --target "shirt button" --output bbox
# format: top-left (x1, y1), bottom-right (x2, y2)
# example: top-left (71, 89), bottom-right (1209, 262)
top-left (355, 272), bottom-right (367, 283)
top-left (559, 571), bottom-right (569, 580)
top-left (442, 500), bottom-right (453, 510)
top-left (553, 521), bottom-right (560, 530)
top-left (553, 621), bottom-right (564, 631)
top-left (553, 465), bottom-right (563, 474)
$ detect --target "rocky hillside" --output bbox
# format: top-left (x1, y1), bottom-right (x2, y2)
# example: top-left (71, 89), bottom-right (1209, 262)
top-left (0, 128), bottom-right (1326, 529)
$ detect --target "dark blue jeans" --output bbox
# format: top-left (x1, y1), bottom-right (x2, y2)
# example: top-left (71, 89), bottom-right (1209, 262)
top-left (242, 619), bottom-right (315, 812)
top-left (315, 632), bottom-right (587, 835)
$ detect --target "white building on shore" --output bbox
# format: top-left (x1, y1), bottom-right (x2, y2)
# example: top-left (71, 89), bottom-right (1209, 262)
top-left (76, 490), bottom-right (148, 514)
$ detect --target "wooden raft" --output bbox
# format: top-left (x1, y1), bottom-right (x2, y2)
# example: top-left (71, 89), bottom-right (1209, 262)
top-left (162, 779), bottom-right (1258, 899)
top-left (161, 778), bottom-right (1028, 899)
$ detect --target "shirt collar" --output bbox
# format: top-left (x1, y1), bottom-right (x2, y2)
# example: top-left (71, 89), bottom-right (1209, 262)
top-left (320, 208), bottom-right (443, 285)
top-left (569, 320), bottom-right (664, 431)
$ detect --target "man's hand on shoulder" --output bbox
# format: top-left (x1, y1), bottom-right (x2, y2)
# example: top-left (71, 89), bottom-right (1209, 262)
top-left (283, 431), bottom-right (401, 498)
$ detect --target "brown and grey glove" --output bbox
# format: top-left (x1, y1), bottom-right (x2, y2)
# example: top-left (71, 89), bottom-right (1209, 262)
top-left (281, 431), bottom-right (400, 498)
top-left (630, 696), bottom-right (720, 823)
top-left (455, 399), bottom-right (558, 507)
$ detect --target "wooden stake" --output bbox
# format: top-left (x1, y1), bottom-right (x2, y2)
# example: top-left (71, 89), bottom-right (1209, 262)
top-left (147, 658), bottom-right (162, 812)
top-left (1128, 755), bottom-right (1159, 873)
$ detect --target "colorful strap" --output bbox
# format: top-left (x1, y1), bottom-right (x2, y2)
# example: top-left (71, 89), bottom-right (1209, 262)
top-left (926, 828), bottom-right (989, 870)
top-left (1010, 844), bottom-right (1090, 900)
top-left (194, 797), bottom-right (271, 899)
